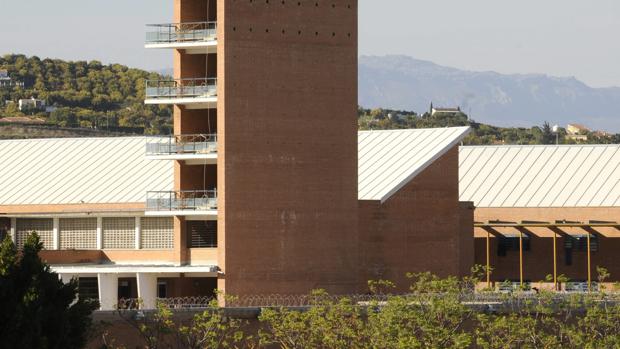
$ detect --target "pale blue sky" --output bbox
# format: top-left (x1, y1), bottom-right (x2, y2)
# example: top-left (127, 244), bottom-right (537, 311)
top-left (1, 0), bottom-right (619, 87)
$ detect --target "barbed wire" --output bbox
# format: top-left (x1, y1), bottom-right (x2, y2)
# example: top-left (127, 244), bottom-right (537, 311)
top-left (114, 291), bottom-right (620, 310)
top-left (117, 296), bottom-right (216, 310)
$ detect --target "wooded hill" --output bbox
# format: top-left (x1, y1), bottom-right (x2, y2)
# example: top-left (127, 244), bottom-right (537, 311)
top-left (1, 54), bottom-right (618, 144)
top-left (358, 107), bottom-right (620, 145)
top-left (0, 54), bottom-right (172, 136)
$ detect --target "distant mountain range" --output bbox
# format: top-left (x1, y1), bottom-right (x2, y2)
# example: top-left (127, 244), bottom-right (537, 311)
top-left (359, 55), bottom-right (620, 132)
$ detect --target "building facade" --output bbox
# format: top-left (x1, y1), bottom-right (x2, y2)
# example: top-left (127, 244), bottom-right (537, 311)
top-left (0, 0), bottom-right (474, 309)
top-left (460, 144), bottom-right (620, 290)
top-left (0, 125), bottom-right (472, 309)
top-left (358, 128), bottom-right (473, 290)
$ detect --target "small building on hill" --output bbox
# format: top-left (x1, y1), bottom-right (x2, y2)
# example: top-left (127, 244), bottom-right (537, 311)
top-left (18, 97), bottom-right (46, 112)
top-left (0, 70), bottom-right (24, 88)
top-left (566, 124), bottom-right (590, 141)
top-left (429, 103), bottom-right (466, 118)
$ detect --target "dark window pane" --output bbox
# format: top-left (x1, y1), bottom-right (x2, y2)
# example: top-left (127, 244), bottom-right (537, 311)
top-left (187, 221), bottom-right (217, 248)
top-left (78, 277), bottom-right (99, 301)
top-left (497, 236), bottom-right (529, 257)
top-left (158, 282), bottom-right (167, 298)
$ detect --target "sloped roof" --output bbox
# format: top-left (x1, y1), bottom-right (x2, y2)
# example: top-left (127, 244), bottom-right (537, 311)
top-left (459, 145), bottom-right (620, 208)
top-left (0, 137), bottom-right (173, 206)
top-left (0, 128), bottom-right (472, 207)
top-left (359, 127), bottom-right (471, 202)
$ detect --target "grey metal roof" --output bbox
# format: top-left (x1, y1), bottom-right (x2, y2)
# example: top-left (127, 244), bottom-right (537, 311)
top-left (0, 128), bottom-right (473, 207)
top-left (0, 137), bottom-right (173, 206)
top-left (459, 144), bottom-right (620, 208)
top-left (359, 127), bottom-right (471, 202)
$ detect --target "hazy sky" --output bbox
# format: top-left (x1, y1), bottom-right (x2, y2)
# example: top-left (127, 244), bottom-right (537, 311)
top-left (1, 0), bottom-right (619, 87)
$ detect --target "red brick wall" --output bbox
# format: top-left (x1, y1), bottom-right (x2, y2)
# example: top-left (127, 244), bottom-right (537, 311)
top-left (359, 147), bottom-right (474, 292)
top-left (175, 0), bottom-right (216, 23)
top-left (218, 0), bottom-right (359, 295)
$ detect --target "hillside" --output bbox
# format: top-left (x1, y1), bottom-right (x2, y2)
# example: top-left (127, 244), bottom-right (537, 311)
top-left (1, 54), bottom-right (618, 144)
top-left (0, 54), bottom-right (172, 138)
top-left (358, 107), bottom-right (620, 145)
top-left (359, 55), bottom-right (620, 133)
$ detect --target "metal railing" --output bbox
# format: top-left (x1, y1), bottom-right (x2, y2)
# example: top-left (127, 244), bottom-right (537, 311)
top-left (146, 21), bottom-right (217, 44)
top-left (146, 134), bottom-right (217, 156)
top-left (146, 190), bottom-right (218, 212)
top-left (145, 78), bottom-right (217, 100)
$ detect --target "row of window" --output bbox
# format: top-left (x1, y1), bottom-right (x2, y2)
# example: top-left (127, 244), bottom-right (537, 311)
top-left (497, 235), bottom-right (599, 267)
top-left (13, 217), bottom-right (173, 250)
top-left (10, 217), bottom-right (218, 250)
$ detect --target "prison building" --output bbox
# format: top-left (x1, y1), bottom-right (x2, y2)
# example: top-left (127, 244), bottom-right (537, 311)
top-left (0, 125), bottom-right (470, 309)
top-left (460, 144), bottom-right (620, 291)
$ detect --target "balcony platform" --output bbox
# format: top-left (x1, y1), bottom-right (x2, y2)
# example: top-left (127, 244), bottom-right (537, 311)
top-left (146, 190), bottom-right (218, 220)
top-left (145, 40), bottom-right (217, 54)
top-left (145, 22), bottom-right (217, 54)
top-left (146, 153), bottom-right (217, 165)
top-left (52, 264), bottom-right (218, 276)
top-left (145, 78), bottom-right (217, 108)
top-left (146, 134), bottom-right (218, 165)
top-left (144, 96), bottom-right (217, 109)
top-left (144, 209), bottom-right (218, 220)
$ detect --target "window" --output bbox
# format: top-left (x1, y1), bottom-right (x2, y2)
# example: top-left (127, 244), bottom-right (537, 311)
top-left (78, 277), bottom-right (99, 301)
top-left (157, 281), bottom-right (168, 298)
top-left (118, 280), bottom-right (132, 299)
top-left (141, 217), bottom-right (173, 249)
top-left (187, 221), bottom-right (217, 248)
top-left (103, 217), bottom-right (135, 249)
top-left (564, 235), bottom-right (598, 252)
top-left (16, 218), bottom-right (53, 250)
top-left (497, 236), bottom-right (530, 257)
top-left (59, 218), bottom-right (97, 250)
top-left (565, 235), bottom-right (598, 266)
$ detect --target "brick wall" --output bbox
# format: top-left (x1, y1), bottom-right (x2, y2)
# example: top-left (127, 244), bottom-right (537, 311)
top-left (359, 147), bottom-right (474, 292)
top-left (218, 0), bottom-right (360, 295)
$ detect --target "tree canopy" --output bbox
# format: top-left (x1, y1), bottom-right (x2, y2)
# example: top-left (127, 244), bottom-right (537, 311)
top-left (0, 234), bottom-right (98, 349)
top-left (0, 54), bottom-right (172, 135)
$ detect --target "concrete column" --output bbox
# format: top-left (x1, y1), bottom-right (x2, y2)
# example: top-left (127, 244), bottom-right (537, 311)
top-left (173, 216), bottom-right (187, 266)
top-left (10, 218), bottom-right (16, 244)
top-left (98, 273), bottom-right (118, 311)
top-left (96, 217), bottom-right (103, 250)
top-left (135, 217), bottom-right (141, 250)
top-left (53, 218), bottom-right (60, 250)
top-left (137, 273), bottom-right (158, 310)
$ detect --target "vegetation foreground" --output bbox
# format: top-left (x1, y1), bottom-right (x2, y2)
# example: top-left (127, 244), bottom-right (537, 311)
top-left (102, 277), bottom-right (620, 349)
top-left (2, 234), bottom-right (620, 348)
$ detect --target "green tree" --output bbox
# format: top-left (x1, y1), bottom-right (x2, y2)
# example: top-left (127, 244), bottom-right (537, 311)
top-left (259, 290), bottom-right (368, 349)
top-left (539, 122), bottom-right (556, 144)
top-left (565, 294), bottom-right (620, 348)
top-left (367, 273), bottom-right (473, 349)
top-left (0, 234), bottom-right (98, 349)
top-left (116, 297), bottom-right (254, 349)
